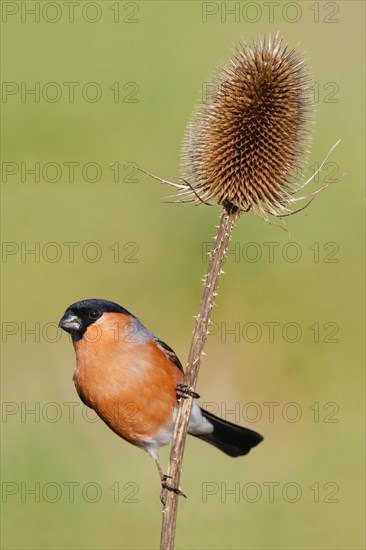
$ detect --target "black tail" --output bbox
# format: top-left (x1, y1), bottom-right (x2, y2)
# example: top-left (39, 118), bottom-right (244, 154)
top-left (193, 409), bottom-right (263, 457)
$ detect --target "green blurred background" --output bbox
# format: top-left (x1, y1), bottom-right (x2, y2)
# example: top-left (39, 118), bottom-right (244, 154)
top-left (1, 1), bottom-right (364, 549)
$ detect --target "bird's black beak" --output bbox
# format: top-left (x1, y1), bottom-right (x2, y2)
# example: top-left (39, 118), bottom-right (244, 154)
top-left (59, 313), bottom-right (82, 333)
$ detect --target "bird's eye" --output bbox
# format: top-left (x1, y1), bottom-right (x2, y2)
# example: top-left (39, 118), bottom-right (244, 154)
top-left (89, 309), bottom-right (101, 320)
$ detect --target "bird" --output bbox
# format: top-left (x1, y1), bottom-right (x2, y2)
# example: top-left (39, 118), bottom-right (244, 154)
top-left (59, 298), bottom-right (263, 496)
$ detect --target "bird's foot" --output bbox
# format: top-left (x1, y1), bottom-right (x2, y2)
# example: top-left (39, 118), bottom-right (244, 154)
top-left (160, 475), bottom-right (187, 504)
top-left (176, 382), bottom-right (200, 400)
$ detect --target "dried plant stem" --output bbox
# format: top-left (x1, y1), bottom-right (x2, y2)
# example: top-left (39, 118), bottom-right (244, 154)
top-left (160, 204), bottom-right (240, 550)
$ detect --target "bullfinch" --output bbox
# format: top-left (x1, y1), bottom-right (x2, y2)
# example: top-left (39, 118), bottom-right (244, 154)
top-left (59, 299), bottom-right (263, 494)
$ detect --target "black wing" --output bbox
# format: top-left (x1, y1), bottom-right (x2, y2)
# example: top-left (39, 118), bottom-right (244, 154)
top-left (154, 338), bottom-right (185, 374)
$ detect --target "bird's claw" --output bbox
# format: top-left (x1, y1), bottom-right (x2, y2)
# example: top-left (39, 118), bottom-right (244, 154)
top-left (160, 475), bottom-right (187, 504)
top-left (176, 382), bottom-right (200, 400)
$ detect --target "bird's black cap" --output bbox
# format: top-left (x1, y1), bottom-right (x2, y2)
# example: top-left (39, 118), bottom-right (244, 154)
top-left (59, 299), bottom-right (132, 341)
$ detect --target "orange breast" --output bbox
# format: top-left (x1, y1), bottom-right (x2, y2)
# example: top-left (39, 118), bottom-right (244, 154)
top-left (72, 313), bottom-right (184, 446)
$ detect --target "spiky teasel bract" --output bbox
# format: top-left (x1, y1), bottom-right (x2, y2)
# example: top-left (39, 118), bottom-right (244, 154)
top-left (179, 34), bottom-right (332, 219)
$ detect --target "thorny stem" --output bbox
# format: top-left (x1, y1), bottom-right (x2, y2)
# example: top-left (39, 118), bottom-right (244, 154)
top-left (160, 204), bottom-right (240, 550)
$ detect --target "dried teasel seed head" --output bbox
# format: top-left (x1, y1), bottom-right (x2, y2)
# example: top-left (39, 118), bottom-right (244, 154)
top-left (181, 35), bottom-right (313, 217)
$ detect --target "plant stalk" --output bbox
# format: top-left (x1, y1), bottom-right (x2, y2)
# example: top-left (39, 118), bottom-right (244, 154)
top-left (160, 204), bottom-right (239, 550)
